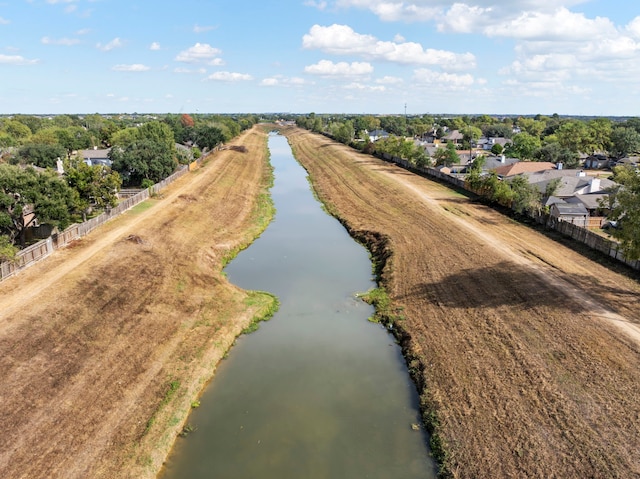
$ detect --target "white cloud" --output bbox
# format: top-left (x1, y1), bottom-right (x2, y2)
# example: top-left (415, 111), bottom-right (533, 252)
top-left (76, 28), bottom-right (90, 35)
top-left (627, 17), bottom-right (640, 39)
top-left (304, 0), bottom-right (328, 9)
top-left (41, 36), bottom-right (80, 46)
top-left (150, 42), bottom-right (161, 51)
top-left (175, 43), bottom-right (223, 64)
top-left (112, 64), bottom-right (151, 72)
top-left (335, 0), bottom-right (440, 22)
top-left (194, 24), bottom-right (216, 33)
top-left (376, 75), bottom-right (403, 84)
top-left (97, 37), bottom-right (124, 51)
top-left (437, 4), bottom-right (493, 33)
top-left (412, 68), bottom-right (475, 88)
top-left (486, 8), bottom-right (616, 41)
top-left (304, 59), bottom-right (373, 77)
top-left (260, 75), bottom-right (308, 86)
top-left (0, 17), bottom-right (9, 25)
top-left (333, 0), bottom-right (589, 21)
top-left (173, 67), bottom-right (207, 74)
top-left (0, 54), bottom-right (39, 65)
top-left (207, 71), bottom-right (253, 81)
top-left (302, 24), bottom-right (475, 70)
top-left (344, 82), bottom-right (386, 92)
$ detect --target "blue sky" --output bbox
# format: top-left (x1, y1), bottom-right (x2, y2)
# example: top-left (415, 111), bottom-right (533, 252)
top-left (1, 0), bottom-right (639, 116)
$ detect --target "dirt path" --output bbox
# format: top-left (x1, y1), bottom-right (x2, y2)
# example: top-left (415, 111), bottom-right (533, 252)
top-left (395, 172), bottom-right (640, 345)
top-left (284, 127), bottom-right (640, 478)
top-left (0, 127), bottom-right (276, 479)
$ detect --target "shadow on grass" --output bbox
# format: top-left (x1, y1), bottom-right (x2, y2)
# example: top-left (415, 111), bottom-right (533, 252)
top-left (398, 261), bottom-right (586, 314)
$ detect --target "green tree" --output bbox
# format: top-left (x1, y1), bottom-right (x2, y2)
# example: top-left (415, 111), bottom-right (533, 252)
top-left (54, 126), bottom-right (93, 158)
top-left (110, 127), bottom-right (140, 149)
top-left (506, 132), bottom-right (541, 159)
top-left (544, 177), bottom-right (563, 198)
top-left (65, 159), bottom-right (122, 221)
top-left (483, 124), bottom-right (513, 139)
top-left (17, 143), bottom-right (67, 168)
top-left (479, 172), bottom-right (513, 206)
top-left (0, 164), bottom-right (79, 246)
top-left (330, 121), bottom-right (355, 144)
top-left (0, 234), bottom-right (18, 261)
top-left (110, 140), bottom-right (177, 186)
top-left (555, 120), bottom-right (590, 153)
top-left (607, 166), bottom-right (640, 259)
top-left (610, 127), bottom-right (640, 159)
top-left (517, 117), bottom-right (546, 138)
top-left (433, 142), bottom-right (460, 167)
top-left (509, 175), bottom-right (541, 214)
top-left (380, 116), bottom-right (408, 136)
top-left (11, 115), bottom-right (44, 134)
top-left (587, 118), bottom-right (612, 153)
top-left (195, 125), bottom-right (225, 150)
top-left (490, 143), bottom-right (504, 155)
top-left (466, 155), bottom-right (486, 192)
top-left (2, 120), bottom-right (32, 144)
top-left (532, 143), bottom-right (579, 168)
top-left (461, 126), bottom-right (482, 147)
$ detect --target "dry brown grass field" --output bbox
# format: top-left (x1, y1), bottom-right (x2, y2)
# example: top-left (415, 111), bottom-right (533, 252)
top-left (0, 126), bottom-right (276, 479)
top-left (2, 124), bottom-right (640, 478)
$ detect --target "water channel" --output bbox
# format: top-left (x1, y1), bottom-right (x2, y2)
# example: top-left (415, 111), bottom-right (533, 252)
top-left (159, 133), bottom-right (436, 478)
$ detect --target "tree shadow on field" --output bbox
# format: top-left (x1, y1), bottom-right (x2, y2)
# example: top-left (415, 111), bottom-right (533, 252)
top-left (399, 261), bottom-right (588, 314)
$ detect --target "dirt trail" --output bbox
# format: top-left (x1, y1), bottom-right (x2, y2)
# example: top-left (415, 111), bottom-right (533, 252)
top-left (284, 126), bottom-right (640, 478)
top-left (395, 174), bottom-right (640, 345)
top-left (0, 127), bottom-right (275, 479)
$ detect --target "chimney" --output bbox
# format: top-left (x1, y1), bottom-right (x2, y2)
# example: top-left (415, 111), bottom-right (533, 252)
top-left (500, 154), bottom-right (505, 163)
top-left (589, 177), bottom-right (601, 193)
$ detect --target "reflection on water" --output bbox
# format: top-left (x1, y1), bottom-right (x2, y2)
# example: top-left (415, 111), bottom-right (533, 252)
top-left (159, 133), bottom-right (436, 479)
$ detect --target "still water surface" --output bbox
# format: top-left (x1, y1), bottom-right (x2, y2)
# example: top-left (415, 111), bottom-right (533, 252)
top-left (159, 133), bottom-right (436, 478)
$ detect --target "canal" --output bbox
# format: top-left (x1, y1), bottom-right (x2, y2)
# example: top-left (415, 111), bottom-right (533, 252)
top-left (159, 132), bottom-right (436, 478)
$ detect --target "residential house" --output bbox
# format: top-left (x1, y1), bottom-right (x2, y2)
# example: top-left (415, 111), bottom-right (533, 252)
top-left (443, 129), bottom-right (463, 145)
top-left (584, 154), bottom-right (609, 169)
top-left (524, 169), bottom-right (615, 198)
top-left (493, 161), bottom-right (556, 179)
top-left (477, 137), bottom-right (512, 151)
top-left (80, 148), bottom-right (112, 167)
top-left (479, 154), bottom-right (519, 172)
top-left (368, 129), bottom-right (390, 142)
top-left (526, 169), bottom-right (615, 222)
top-left (549, 202), bottom-right (589, 227)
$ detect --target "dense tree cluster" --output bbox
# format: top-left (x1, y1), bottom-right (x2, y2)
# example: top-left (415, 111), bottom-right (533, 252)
top-left (0, 113), bottom-right (256, 251)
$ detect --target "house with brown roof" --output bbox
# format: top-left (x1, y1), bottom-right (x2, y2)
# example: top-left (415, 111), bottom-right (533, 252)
top-left (443, 129), bottom-right (464, 144)
top-left (493, 161), bottom-right (556, 178)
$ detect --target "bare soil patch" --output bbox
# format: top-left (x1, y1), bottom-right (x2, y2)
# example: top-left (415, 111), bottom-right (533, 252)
top-left (283, 126), bottom-right (640, 478)
top-left (0, 127), bottom-right (275, 479)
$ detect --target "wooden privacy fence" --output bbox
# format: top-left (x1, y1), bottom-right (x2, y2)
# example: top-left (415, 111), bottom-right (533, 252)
top-left (0, 164), bottom-right (191, 282)
top-left (378, 152), bottom-right (640, 272)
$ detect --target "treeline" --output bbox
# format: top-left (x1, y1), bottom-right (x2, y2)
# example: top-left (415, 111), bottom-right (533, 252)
top-left (0, 113), bottom-right (259, 257)
top-left (296, 112), bottom-right (640, 167)
top-left (295, 112), bottom-right (640, 260)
